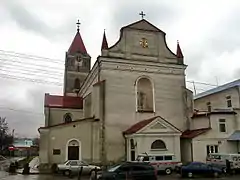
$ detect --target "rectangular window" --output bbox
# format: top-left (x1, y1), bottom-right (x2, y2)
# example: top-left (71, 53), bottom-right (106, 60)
top-left (53, 149), bottom-right (61, 155)
top-left (156, 156), bottom-right (163, 161)
top-left (206, 145), bottom-right (218, 155)
top-left (226, 96), bottom-right (232, 108)
top-left (219, 119), bottom-right (226, 132)
top-left (206, 102), bottom-right (211, 112)
top-left (164, 156), bottom-right (173, 161)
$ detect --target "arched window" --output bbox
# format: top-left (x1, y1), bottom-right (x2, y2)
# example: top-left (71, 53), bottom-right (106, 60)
top-left (151, 140), bottom-right (166, 150)
top-left (74, 78), bottom-right (80, 89)
top-left (64, 113), bottom-right (72, 123)
top-left (136, 77), bottom-right (154, 112)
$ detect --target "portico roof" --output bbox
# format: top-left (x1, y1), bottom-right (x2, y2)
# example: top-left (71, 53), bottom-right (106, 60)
top-left (123, 116), bottom-right (182, 135)
top-left (228, 130), bottom-right (240, 141)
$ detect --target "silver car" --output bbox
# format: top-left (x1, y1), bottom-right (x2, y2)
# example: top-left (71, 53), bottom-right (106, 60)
top-left (57, 160), bottom-right (101, 176)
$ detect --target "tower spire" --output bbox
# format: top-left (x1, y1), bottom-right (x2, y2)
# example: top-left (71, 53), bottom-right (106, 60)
top-left (101, 29), bottom-right (108, 50)
top-left (68, 20), bottom-right (87, 54)
top-left (176, 40), bottom-right (183, 58)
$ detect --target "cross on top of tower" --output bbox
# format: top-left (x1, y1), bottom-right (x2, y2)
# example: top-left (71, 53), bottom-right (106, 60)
top-left (139, 11), bottom-right (146, 19)
top-left (76, 19), bottom-right (81, 32)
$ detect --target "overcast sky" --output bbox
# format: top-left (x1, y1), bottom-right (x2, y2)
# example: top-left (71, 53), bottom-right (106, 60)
top-left (0, 0), bottom-right (240, 137)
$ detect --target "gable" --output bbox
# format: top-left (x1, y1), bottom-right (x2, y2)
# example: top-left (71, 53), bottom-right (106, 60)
top-left (137, 116), bottom-right (181, 134)
top-left (123, 19), bottom-right (164, 33)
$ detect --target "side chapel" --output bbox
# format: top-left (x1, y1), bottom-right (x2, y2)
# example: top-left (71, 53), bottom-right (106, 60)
top-left (39, 16), bottom-right (193, 166)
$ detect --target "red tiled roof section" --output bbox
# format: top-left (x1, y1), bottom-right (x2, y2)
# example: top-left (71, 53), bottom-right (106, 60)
top-left (68, 31), bottom-right (87, 54)
top-left (123, 117), bottom-right (157, 135)
top-left (44, 94), bottom-right (83, 109)
top-left (176, 41), bottom-right (184, 58)
top-left (181, 128), bottom-right (211, 139)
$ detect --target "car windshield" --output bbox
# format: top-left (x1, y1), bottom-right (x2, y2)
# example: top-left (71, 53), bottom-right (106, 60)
top-left (108, 164), bottom-right (121, 172)
top-left (64, 160), bottom-right (69, 164)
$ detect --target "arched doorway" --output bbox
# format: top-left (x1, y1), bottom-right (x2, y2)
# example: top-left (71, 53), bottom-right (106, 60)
top-left (67, 139), bottom-right (80, 160)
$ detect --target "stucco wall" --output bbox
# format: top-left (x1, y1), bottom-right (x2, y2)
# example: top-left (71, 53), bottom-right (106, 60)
top-left (101, 60), bottom-right (186, 161)
top-left (191, 113), bottom-right (238, 162)
top-left (180, 139), bottom-right (192, 163)
top-left (48, 108), bottom-right (83, 126)
top-left (133, 135), bottom-right (181, 161)
top-left (194, 87), bottom-right (240, 111)
top-left (40, 119), bottom-right (100, 164)
top-left (191, 116), bottom-right (210, 130)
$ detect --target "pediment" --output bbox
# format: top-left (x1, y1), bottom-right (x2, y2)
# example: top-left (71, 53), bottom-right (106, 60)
top-left (138, 117), bottom-right (181, 134)
top-left (150, 122), bottom-right (167, 129)
top-left (124, 19), bottom-right (164, 33)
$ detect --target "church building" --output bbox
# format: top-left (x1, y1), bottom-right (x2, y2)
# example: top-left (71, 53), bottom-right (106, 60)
top-left (38, 17), bottom-right (193, 166)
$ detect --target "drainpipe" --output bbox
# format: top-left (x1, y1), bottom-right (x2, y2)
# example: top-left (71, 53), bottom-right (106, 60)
top-left (207, 113), bottom-right (211, 128)
top-left (91, 122), bottom-right (93, 162)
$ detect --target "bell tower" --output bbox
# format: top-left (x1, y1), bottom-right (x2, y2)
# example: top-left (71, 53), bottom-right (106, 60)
top-left (64, 20), bottom-right (91, 96)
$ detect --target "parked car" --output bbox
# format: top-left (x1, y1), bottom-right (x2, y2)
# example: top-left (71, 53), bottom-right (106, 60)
top-left (96, 162), bottom-right (157, 180)
top-left (180, 162), bottom-right (223, 178)
top-left (57, 160), bottom-right (101, 176)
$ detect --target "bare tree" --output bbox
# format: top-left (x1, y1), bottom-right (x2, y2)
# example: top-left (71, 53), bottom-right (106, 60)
top-left (0, 117), bottom-right (13, 153)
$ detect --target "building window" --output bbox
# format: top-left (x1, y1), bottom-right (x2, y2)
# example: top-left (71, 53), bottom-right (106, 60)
top-left (206, 145), bottom-right (218, 155)
top-left (226, 96), bottom-right (232, 108)
top-left (53, 149), bottom-right (61, 155)
top-left (130, 139), bottom-right (136, 161)
top-left (136, 77), bottom-right (154, 112)
top-left (151, 140), bottom-right (166, 150)
top-left (206, 102), bottom-right (211, 112)
top-left (64, 113), bottom-right (72, 123)
top-left (219, 119), bottom-right (226, 132)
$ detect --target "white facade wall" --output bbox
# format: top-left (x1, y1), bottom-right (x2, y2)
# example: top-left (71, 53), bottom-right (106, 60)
top-left (194, 87), bottom-right (240, 111)
top-left (191, 114), bottom-right (238, 162)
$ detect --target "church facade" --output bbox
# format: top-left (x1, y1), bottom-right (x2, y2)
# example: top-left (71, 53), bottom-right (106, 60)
top-left (39, 18), bottom-right (193, 166)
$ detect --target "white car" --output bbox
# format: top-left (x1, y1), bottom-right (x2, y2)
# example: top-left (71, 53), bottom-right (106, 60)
top-left (57, 160), bottom-right (101, 176)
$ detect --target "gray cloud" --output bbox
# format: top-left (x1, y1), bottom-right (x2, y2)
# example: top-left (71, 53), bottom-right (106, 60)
top-left (3, 1), bottom-right (53, 38)
top-left (110, 1), bottom-right (180, 32)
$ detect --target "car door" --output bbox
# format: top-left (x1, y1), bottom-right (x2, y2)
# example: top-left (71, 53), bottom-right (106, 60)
top-left (131, 165), bottom-right (152, 180)
top-left (116, 165), bottom-right (132, 180)
top-left (79, 161), bottom-right (90, 174)
top-left (69, 160), bottom-right (79, 173)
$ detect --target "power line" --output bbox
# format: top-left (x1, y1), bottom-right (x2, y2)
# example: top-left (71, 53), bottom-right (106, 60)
top-left (0, 60), bottom-right (64, 74)
top-left (0, 73), bottom-right (63, 86)
top-left (0, 106), bottom-right (44, 116)
top-left (0, 49), bottom-right (64, 64)
top-left (0, 68), bottom-right (62, 81)
top-left (186, 80), bottom-right (218, 87)
top-left (0, 64), bottom-right (63, 78)
top-left (0, 58), bottom-right (64, 71)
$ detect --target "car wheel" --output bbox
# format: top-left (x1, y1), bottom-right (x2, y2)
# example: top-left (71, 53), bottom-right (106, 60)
top-left (64, 170), bottom-right (71, 176)
top-left (188, 172), bottom-right (193, 178)
top-left (213, 172), bottom-right (219, 178)
top-left (165, 168), bottom-right (172, 175)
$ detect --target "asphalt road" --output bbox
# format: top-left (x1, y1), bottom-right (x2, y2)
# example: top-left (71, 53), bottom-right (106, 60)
top-left (1, 172), bottom-right (240, 180)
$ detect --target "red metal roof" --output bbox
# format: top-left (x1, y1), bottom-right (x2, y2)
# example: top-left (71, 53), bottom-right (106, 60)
top-left (123, 117), bottom-right (156, 135)
top-left (101, 30), bottom-right (108, 50)
top-left (176, 41), bottom-right (183, 58)
top-left (68, 31), bottom-right (87, 54)
top-left (123, 116), bottom-right (181, 135)
top-left (44, 94), bottom-right (83, 109)
top-left (181, 128), bottom-right (211, 139)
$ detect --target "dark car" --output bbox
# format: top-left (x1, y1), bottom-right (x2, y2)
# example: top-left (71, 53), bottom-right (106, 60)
top-left (97, 162), bottom-right (157, 180)
top-left (180, 162), bottom-right (222, 178)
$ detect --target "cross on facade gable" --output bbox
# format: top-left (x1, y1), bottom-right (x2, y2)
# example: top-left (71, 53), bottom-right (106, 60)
top-left (139, 11), bottom-right (146, 19)
top-left (76, 20), bottom-right (81, 32)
